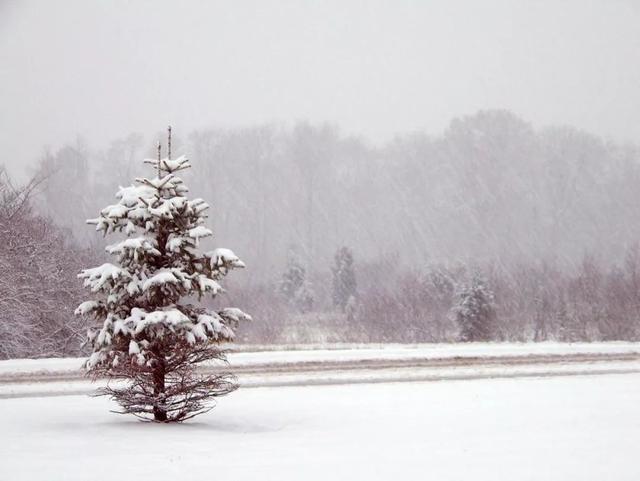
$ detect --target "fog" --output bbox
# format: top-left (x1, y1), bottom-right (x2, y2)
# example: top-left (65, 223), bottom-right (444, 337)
top-left (2, 0), bottom-right (640, 179)
top-left (3, 1), bottom-right (640, 355)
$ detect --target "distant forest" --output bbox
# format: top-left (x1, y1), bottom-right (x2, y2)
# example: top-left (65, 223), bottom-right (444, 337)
top-left (3, 109), bottom-right (640, 358)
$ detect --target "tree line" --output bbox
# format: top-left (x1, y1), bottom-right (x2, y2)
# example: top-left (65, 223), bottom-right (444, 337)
top-left (236, 245), bottom-right (640, 344)
top-left (2, 109), bottom-right (640, 357)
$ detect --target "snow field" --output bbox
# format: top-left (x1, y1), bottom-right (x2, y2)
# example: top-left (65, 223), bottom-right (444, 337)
top-left (1, 374), bottom-right (639, 481)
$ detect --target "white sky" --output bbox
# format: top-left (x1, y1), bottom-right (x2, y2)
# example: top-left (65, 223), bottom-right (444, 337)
top-left (1, 0), bottom-right (640, 178)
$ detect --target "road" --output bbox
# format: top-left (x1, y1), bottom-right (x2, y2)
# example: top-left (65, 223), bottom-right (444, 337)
top-left (2, 345), bottom-right (640, 398)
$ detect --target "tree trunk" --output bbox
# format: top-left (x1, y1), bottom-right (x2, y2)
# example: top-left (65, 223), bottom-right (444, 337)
top-left (153, 356), bottom-right (167, 422)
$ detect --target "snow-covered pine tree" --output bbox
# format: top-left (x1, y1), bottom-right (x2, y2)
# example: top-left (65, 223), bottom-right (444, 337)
top-left (451, 274), bottom-right (496, 342)
top-left (75, 130), bottom-right (250, 422)
top-left (331, 246), bottom-right (357, 312)
top-left (280, 247), bottom-right (314, 313)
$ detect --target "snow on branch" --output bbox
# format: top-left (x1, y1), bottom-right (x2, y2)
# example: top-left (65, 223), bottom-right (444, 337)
top-left (79, 263), bottom-right (130, 292)
top-left (143, 155), bottom-right (191, 174)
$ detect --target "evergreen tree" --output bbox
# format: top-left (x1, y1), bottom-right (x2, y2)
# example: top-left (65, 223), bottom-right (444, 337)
top-left (332, 246), bottom-right (357, 312)
top-left (419, 264), bottom-right (457, 339)
top-left (452, 275), bottom-right (496, 342)
top-left (76, 133), bottom-right (250, 422)
top-left (280, 248), bottom-right (314, 313)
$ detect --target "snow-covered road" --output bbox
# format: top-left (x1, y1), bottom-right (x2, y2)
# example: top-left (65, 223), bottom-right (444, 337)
top-left (1, 373), bottom-right (639, 481)
top-left (2, 342), bottom-right (640, 398)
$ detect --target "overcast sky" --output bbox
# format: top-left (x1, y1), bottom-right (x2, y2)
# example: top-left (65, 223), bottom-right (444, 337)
top-left (1, 0), bottom-right (639, 179)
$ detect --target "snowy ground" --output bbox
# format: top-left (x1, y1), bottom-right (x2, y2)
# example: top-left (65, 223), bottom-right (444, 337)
top-left (1, 373), bottom-right (639, 481)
